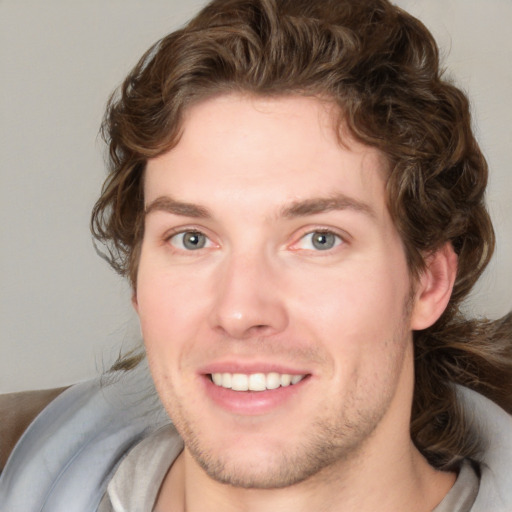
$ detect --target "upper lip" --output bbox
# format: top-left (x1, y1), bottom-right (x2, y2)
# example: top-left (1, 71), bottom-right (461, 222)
top-left (198, 360), bottom-right (311, 376)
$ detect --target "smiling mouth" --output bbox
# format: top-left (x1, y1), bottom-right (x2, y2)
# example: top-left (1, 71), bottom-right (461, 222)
top-left (209, 372), bottom-right (306, 391)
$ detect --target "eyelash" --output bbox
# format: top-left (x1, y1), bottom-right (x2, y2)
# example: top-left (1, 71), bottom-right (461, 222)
top-left (164, 227), bottom-right (347, 254)
top-left (293, 229), bottom-right (345, 252)
top-left (166, 229), bottom-right (215, 251)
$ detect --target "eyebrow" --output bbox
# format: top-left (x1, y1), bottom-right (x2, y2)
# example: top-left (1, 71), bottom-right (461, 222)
top-left (281, 194), bottom-right (377, 220)
top-left (145, 196), bottom-right (211, 218)
top-left (144, 193), bottom-right (377, 221)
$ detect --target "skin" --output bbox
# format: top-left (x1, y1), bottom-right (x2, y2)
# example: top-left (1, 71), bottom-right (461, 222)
top-left (134, 94), bottom-right (458, 511)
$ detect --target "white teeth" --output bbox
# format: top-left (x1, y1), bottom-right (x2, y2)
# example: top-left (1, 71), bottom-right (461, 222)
top-left (291, 375), bottom-right (303, 385)
top-left (280, 374), bottom-right (291, 386)
top-left (231, 373), bottom-right (249, 391)
top-left (266, 372), bottom-right (281, 390)
top-left (210, 372), bottom-right (306, 391)
top-left (222, 372), bottom-right (232, 389)
top-left (248, 373), bottom-right (266, 391)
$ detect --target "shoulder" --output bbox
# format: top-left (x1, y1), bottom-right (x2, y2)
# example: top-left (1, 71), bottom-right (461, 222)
top-left (0, 386), bottom-right (69, 471)
top-left (457, 386), bottom-right (512, 511)
top-left (0, 363), bottom-right (169, 512)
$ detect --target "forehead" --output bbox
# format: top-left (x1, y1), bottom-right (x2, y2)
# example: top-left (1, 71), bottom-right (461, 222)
top-left (144, 94), bottom-right (389, 218)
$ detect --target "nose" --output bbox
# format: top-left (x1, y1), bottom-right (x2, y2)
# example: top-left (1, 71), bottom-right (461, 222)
top-left (209, 252), bottom-right (289, 340)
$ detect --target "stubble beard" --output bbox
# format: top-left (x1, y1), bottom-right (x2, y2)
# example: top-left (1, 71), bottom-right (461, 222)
top-left (180, 401), bottom-right (389, 489)
top-left (167, 347), bottom-right (408, 490)
top-left (161, 299), bottom-right (414, 490)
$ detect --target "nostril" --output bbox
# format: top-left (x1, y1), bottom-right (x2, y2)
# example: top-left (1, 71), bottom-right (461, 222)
top-left (252, 324), bottom-right (273, 333)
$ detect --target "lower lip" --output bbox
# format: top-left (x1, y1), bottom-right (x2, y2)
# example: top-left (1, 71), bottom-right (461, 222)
top-left (202, 375), bottom-right (309, 416)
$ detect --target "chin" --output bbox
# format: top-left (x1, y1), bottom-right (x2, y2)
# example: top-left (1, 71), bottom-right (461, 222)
top-left (183, 423), bottom-right (364, 490)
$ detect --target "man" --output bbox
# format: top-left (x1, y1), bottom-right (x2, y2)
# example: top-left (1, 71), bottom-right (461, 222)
top-left (1, 0), bottom-right (511, 510)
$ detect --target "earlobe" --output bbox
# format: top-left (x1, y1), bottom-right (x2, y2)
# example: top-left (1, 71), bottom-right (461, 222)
top-left (410, 243), bottom-right (458, 331)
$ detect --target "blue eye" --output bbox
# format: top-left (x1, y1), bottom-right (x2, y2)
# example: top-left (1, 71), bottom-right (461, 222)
top-left (300, 231), bottom-right (342, 251)
top-left (170, 231), bottom-right (209, 250)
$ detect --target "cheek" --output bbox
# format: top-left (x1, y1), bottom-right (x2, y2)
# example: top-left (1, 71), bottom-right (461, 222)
top-left (137, 274), bottom-right (203, 403)
top-left (135, 262), bottom-right (208, 363)
top-left (289, 254), bottom-right (412, 354)
top-left (284, 261), bottom-right (412, 422)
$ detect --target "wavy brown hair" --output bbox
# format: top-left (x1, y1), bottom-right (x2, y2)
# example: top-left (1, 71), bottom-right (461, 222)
top-left (91, 0), bottom-right (512, 467)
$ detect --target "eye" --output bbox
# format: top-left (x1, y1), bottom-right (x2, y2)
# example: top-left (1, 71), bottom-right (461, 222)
top-left (298, 230), bottom-right (343, 251)
top-left (169, 230), bottom-right (211, 250)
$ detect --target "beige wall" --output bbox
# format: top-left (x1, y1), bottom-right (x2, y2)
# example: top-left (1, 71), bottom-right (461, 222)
top-left (1, 0), bottom-right (510, 392)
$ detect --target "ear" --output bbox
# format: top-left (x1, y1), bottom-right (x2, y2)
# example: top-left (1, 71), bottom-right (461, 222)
top-left (410, 242), bottom-right (458, 331)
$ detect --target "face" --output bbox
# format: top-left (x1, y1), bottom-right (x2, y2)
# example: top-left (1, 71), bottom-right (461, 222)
top-left (136, 94), bottom-right (417, 489)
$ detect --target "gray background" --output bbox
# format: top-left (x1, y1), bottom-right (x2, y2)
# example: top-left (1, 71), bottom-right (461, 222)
top-left (1, 0), bottom-right (511, 392)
